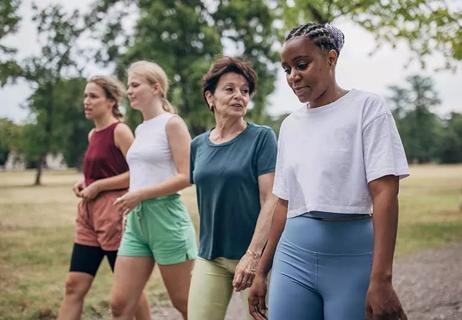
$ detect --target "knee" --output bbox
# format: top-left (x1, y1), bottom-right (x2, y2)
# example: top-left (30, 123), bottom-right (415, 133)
top-left (111, 293), bottom-right (129, 317)
top-left (64, 277), bottom-right (89, 300)
top-left (171, 295), bottom-right (188, 317)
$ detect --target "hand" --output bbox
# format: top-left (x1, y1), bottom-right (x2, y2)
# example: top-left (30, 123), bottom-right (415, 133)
top-left (80, 182), bottom-right (100, 200)
top-left (365, 279), bottom-right (407, 320)
top-left (248, 273), bottom-right (268, 320)
top-left (114, 191), bottom-right (142, 216)
top-left (72, 180), bottom-right (85, 198)
top-left (233, 250), bottom-right (260, 292)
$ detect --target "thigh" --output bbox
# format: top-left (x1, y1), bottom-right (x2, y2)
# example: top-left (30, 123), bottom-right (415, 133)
top-left (321, 253), bottom-right (372, 320)
top-left (111, 256), bottom-right (155, 313)
top-left (158, 259), bottom-right (194, 305)
top-left (268, 263), bottom-right (323, 320)
top-left (268, 241), bottom-right (323, 320)
top-left (69, 243), bottom-right (105, 276)
top-left (188, 257), bottom-right (234, 320)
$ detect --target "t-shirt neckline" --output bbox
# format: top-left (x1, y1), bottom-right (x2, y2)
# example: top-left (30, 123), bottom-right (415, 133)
top-left (206, 122), bottom-right (251, 147)
top-left (305, 89), bottom-right (356, 114)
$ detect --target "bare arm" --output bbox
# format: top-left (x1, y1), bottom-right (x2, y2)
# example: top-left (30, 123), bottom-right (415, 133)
top-left (233, 172), bottom-right (277, 291)
top-left (81, 124), bottom-right (134, 199)
top-left (248, 197), bottom-right (288, 320)
top-left (114, 116), bottom-right (191, 213)
top-left (365, 175), bottom-right (407, 320)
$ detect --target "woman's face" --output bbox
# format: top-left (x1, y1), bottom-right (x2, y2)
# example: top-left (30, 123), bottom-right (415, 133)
top-left (280, 36), bottom-right (336, 104)
top-left (127, 74), bottom-right (158, 110)
top-left (83, 82), bottom-right (114, 120)
top-left (206, 72), bottom-right (250, 119)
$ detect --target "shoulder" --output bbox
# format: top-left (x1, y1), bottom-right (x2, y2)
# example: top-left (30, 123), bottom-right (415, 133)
top-left (165, 114), bottom-right (189, 137)
top-left (191, 131), bottom-right (209, 147)
top-left (248, 123), bottom-right (277, 140)
top-left (114, 122), bottom-right (133, 136)
top-left (353, 89), bottom-right (391, 126)
top-left (114, 122), bottom-right (134, 140)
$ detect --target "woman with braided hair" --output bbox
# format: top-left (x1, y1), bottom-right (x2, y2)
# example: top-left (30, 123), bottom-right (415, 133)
top-left (248, 23), bottom-right (409, 320)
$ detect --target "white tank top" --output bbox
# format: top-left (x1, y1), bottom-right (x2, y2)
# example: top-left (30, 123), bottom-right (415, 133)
top-left (127, 112), bottom-right (178, 192)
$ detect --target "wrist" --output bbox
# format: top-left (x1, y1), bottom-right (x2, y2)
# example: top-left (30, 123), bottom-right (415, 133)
top-left (370, 272), bottom-right (392, 283)
top-left (246, 249), bottom-right (261, 260)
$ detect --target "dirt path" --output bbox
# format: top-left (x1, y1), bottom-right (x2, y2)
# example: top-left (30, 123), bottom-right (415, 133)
top-left (151, 242), bottom-right (462, 319)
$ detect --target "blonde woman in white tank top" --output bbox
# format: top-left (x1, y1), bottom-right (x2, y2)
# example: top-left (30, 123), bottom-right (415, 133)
top-left (110, 61), bottom-right (197, 319)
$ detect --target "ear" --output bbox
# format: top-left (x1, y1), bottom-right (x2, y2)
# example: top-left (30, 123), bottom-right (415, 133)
top-left (327, 49), bottom-right (338, 67)
top-left (151, 82), bottom-right (161, 95)
top-left (204, 90), bottom-right (214, 110)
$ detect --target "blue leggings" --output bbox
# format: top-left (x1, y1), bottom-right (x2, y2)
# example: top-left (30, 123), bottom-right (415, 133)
top-left (268, 214), bottom-right (373, 320)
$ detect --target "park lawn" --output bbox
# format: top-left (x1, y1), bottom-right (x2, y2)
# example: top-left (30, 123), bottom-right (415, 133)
top-left (0, 165), bottom-right (461, 319)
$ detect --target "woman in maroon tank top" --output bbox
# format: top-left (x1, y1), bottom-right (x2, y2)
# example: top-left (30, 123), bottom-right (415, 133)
top-left (57, 76), bottom-right (150, 320)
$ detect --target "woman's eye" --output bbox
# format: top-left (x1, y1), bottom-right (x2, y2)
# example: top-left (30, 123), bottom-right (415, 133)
top-left (297, 63), bottom-right (308, 70)
top-left (225, 87), bottom-right (233, 92)
top-left (283, 67), bottom-right (291, 74)
top-left (241, 89), bottom-right (249, 95)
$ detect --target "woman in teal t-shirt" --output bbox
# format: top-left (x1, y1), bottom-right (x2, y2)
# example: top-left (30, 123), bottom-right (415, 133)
top-left (188, 56), bottom-right (278, 320)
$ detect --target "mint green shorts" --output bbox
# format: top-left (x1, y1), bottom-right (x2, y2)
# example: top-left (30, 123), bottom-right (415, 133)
top-left (118, 194), bottom-right (197, 265)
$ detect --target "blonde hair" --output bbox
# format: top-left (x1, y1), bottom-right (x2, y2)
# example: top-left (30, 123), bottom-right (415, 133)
top-left (87, 75), bottom-right (126, 118)
top-left (128, 60), bottom-right (175, 113)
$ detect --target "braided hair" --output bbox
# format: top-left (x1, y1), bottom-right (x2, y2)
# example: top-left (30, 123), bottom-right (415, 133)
top-left (285, 23), bottom-right (345, 55)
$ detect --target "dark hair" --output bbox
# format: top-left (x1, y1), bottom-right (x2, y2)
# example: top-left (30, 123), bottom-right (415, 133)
top-left (286, 23), bottom-right (345, 55)
top-left (202, 56), bottom-right (257, 110)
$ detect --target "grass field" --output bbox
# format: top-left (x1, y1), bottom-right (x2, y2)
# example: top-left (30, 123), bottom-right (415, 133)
top-left (1, 165), bottom-right (461, 319)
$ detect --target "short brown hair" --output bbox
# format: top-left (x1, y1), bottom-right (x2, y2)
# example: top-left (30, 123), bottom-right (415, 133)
top-left (202, 56), bottom-right (257, 107)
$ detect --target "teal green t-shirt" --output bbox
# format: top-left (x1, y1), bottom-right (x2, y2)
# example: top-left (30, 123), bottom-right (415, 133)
top-left (190, 123), bottom-right (277, 260)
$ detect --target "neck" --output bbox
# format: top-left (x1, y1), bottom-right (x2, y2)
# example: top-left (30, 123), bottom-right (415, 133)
top-left (310, 83), bottom-right (347, 109)
top-left (141, 99), bottom-right (165, 121)
top-left (212, 116), bottom-right (246, 140)
top-left (94, 113), bottom-right (117, 130)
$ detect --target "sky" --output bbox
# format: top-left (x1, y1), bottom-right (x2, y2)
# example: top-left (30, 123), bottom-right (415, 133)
top-left (1, 0), bottom-right (461, 123)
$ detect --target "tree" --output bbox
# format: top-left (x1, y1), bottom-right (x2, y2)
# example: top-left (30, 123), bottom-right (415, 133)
top-left (0, 118), bottom-right (21, 166)
top-left (0, 0), bottom-right (22, 85)
top-left (440, 112), bottom-right (462, 163)
top-left (281, 0), bottom-right (462, 69)
top-left (85, 0), bottom-right (279, 135)
top-left (13, 4), bottom-right (84, 184)
top-left (387, 75), bottom-right (443, 163)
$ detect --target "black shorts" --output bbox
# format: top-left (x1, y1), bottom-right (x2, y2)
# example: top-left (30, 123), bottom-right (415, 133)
top-left (69, 243), bottom-right (117, 276)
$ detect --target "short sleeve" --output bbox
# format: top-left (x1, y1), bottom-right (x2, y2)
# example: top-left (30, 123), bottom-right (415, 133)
top-left (273, 123), bottom-right (289, 200)
top-left (255, 127), bottom-right (278, 176)
top-left (363, 113), bottom-right (409, 182)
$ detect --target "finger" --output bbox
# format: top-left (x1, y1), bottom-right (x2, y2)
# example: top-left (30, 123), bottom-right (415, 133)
top-left (233, 270), bottom-right (244, 289)
top-left (114, 197), bottom-right (123, 205)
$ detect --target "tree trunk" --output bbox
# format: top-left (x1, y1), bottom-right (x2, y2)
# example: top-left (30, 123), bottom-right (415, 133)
top-left (34, 155), bottom-right (45, 185)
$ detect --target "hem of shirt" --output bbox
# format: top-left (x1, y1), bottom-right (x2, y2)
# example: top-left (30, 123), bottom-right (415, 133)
top-left (367, 168), bottom-right (410, 183)
top-left (272, 189), bottom-right (288, 200)
top-left (287, 205), bottom-right (373, 218)
top-left (198, 252), bottom-right (244, 260)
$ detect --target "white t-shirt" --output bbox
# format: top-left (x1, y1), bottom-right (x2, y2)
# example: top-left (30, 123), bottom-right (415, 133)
top-left (273, 89), bottom-right (409, 217)
top-left (127, 112), bottom-right (178, 192)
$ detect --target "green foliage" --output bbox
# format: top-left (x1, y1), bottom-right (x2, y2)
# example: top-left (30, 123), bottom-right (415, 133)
top-left (0, 0), bottom-right (22, 85)
top-left (0, 118), bottom-right (21, 165)
top-left (10, 4), bottom-right (85, 183)
top-left (440, 112), bottom-right (462, 163)
top-left (388, 74), bottom-right (444, 163)
top-left (280, 0), bottom-right (462, 68)
top-left (87, 0), bottom-right (279, 135)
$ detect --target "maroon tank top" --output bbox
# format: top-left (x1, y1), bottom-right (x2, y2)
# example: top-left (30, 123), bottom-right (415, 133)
top-left (83, 122), bottom-right (129, 187)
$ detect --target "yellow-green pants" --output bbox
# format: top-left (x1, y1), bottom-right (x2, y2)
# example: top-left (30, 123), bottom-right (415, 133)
top-left (188, 257), bottom-right (253, 320)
